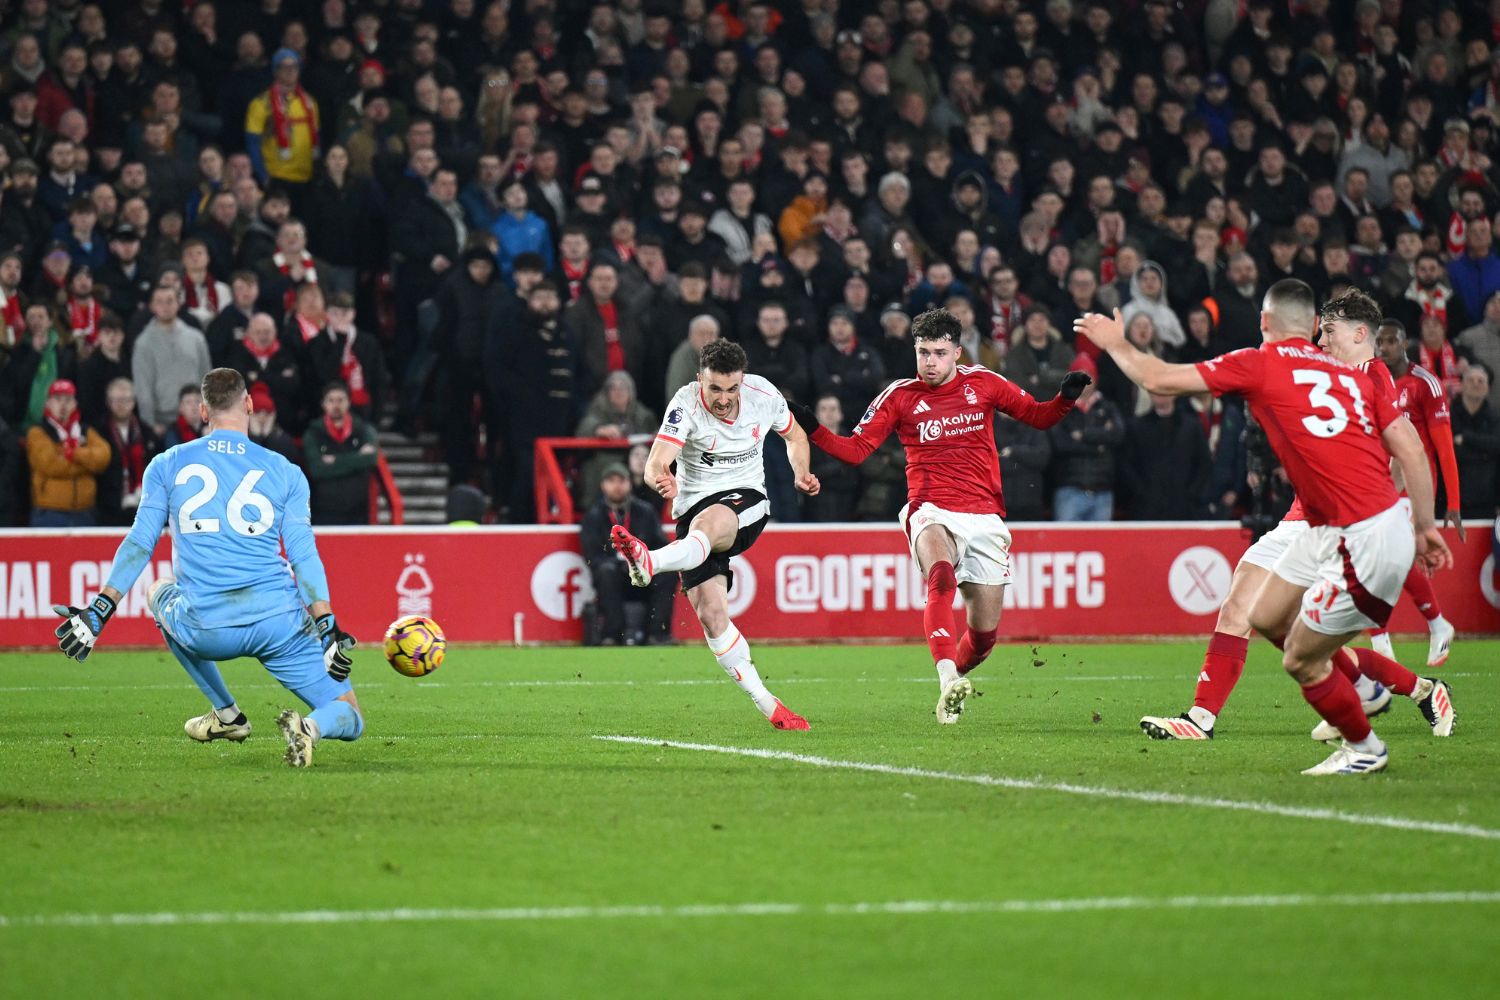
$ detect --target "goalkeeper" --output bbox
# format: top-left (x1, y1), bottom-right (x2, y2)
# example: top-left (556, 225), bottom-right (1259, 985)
top-left (53, 369), bottom-right (363, 767)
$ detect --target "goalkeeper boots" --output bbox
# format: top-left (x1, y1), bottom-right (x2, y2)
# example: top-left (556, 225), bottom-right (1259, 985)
top-left (184, 710), bottom-right (251, 743)
top-left (936, 676), bottom-right (973, 725)
top-left (277, 709), bottom-right (318, 767)
top-left (611, 524), bottom-right (654, 588)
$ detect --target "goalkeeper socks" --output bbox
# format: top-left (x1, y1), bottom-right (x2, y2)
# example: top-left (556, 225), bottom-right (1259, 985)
top-left (956, 627), bottom-right (997, 675)
top-left (308, 700), bottom-right (364, 741)
top-left (163, 633), bottom-right (235, 709)
top-left (923, 561), bottom-right (959, 669)
top-left (1192, 631), bottom-right (1249, 716)
top-left (651, 529), bottom-right (713, 574)
top-left (214, 703), bottom-right (244, 725)
top-left (1403, 565), bottom-right (1442, 621)
top-left (706, 623), bottom-right (777, 717)
top-left (1300, 669), bottom-right (1371, 744)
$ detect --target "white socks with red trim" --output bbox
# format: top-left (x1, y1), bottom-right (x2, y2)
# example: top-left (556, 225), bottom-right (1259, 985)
top-left (652, 529), bottom-right (713, 574)
top-left (707, 623), bottom-right (777, 718)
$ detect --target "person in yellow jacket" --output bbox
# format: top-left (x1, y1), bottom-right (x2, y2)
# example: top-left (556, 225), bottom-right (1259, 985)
top-left (26, 379), bottom-right (110, 527)
top-left (245, 48), bottom-right (320, 192)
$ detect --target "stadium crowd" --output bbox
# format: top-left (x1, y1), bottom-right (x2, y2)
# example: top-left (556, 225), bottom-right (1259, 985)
top-left (0, 0), bottom-right (1498, 529)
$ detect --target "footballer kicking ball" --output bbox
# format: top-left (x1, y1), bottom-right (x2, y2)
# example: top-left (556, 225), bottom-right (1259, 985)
top-left (384, 615), bottom-right (446, 677)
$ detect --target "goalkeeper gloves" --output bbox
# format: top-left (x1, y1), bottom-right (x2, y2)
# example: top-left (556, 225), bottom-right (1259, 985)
top-left (788, 401), bottom-right (820, 435)
top-left (53, 594), bottom-right (117, 662)
top-left (316, 613), bottom-right (357, 681)
top-left (1059, 371), bottom-right (1093, 401)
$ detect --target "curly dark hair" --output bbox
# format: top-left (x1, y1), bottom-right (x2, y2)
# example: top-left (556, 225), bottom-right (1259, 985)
top-left (700, 339), bottom-right (748, 375)
top-left (1321, 288), bottom-right (1383, 329)
top-left (910, 307), bottom-right (961, 343)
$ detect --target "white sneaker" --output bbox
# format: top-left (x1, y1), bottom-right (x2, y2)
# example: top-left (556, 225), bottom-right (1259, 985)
top-left (936, 676), bottom-right (973, 724)
top-left (1416, 678), bottom-right (1457, 737)
top-left (1427, 619), bottom-right (1455, 667)
top-left (184, 710), bottom-right (251, 743)
top-left (277, 709), bottom-right (316, 767)
top-left (1140, 713), bottom-right (1212, 740)
top-left (1301, 740), bottom-right (1389, 775)
top-left (1310, 682), bottom-right (1391, 741)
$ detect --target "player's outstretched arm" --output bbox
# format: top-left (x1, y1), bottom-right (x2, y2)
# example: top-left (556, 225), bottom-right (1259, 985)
top-left (1073, 311), bottom-right (1209, 396)
top-left (55, 457), bottom-right (171, 662)
top-left (780, 420), bottom-right (821, 496)
top-left (1383, 418), bottom-right (1454, 573)
top-left (788, 401), bottom-right (882, 465)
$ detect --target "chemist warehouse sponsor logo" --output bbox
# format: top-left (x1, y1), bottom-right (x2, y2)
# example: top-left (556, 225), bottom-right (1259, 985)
top-left (917, 410), bottom-right (987, 444)
top-left (775, 552), bottom-right (1105, 613)
top-left (0, 560), bottom-right (174, 619)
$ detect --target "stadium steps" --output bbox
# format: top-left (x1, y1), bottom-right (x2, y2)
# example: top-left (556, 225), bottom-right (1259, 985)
top-left (378, 431), bottom-right (451, 525)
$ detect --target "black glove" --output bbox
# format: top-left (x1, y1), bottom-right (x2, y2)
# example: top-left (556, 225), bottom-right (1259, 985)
top-left (53, 594), bottom-right (117, 662)
top-left (316, 613), bottom-right (356, 681)
top-left (1059, 371), bottom-right (1092, 401)
top-left (789, 400), bottom-right (820, 435)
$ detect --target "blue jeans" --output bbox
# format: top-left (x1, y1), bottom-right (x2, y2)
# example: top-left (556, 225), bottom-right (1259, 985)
top-left (31, 509), bottom-right (96, 527)
top-left (1053, 486), bottom-right (1113, 521)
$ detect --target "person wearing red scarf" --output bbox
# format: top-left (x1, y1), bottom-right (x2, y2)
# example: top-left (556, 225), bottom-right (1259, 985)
top-left (303, 381), bottom-right (380, 525)
top-left (25, 379), bottom-right (111, 526)
top-left (0, 251), bottom-right (25, 347)
top-left (245, 48), bottom-right (321, 187)
top-left (96, 376), bottom-right (160, 526)
top-left (164, 385), bottom-right (205, 448)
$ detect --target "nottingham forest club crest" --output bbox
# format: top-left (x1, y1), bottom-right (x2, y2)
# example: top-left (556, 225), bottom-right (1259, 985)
top-left (963, 383), bottom-right (978, 406)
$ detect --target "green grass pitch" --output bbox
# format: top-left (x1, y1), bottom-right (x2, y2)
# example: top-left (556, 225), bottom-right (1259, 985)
top-left (2, 638), bottom-right (1498, 998)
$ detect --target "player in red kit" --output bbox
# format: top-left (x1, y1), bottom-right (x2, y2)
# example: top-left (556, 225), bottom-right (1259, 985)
top-left (1141, 292), bottom-right (1455, 743)
top-left (788, 308), bottom-right (1088, 724)
top-left (1078, 281), bottom-right (1452, 775)
top-left (1370, 319), bottom-right (1463, 666)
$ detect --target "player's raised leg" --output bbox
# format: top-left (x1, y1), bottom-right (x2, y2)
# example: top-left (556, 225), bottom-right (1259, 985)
top-left (680, 521), bottom-right (807, 729)
top-left (148, 580), bottom-right (252, 742)
top-left (612, 521), bottom-right (711, 586)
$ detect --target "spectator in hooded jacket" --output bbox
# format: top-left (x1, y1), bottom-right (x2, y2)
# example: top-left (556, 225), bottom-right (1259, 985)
top-left (1120, 261), bottom-right (1185, 349)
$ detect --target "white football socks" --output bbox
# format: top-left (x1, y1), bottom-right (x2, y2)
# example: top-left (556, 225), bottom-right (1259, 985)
top-left (1187, 706), bottom-right (1216, 731)
top-left (652, 529), bottom-right (713, 574)
top-left (1353, 674), bottom-right (1378, 700)
top-left (214, 703), bottom-right (242, 724)
top-left (707, 623), bottom-right (778, 718)
top-left (1370, 631), bottom-right (1395, 658)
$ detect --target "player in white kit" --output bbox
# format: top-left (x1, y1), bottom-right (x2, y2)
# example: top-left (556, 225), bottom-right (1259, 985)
top-left (612, 340), bottom-right (821, 729)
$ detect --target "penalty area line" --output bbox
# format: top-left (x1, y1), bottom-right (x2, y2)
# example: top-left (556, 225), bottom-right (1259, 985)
top-left (594, 735), bottom-right (1500, 842)
top-left (4, 891), bottom-right (1499, 929)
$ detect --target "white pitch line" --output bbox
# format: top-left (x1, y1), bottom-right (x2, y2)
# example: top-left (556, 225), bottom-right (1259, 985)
top-left (3, 891), bottom-right (1498, 930)
top-left (595, 735), bottom-right (1500, 842)
top-left (14, 670), bottom-right (1483, 694)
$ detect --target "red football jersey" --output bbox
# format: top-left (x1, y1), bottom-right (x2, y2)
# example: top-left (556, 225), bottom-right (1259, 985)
top-left (1198, 339), bottom-right (1400, 527)
top-left (1282, 357), bottom-right (1399, 522)
top-left (810, 365), bottom-right (1073, 515)
top-left (1392, 363), bottom-right (1461, 507)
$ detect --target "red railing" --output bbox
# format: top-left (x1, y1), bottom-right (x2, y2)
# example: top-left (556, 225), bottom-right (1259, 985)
top-left (369, 452), bottom-right (405, 525)
top-left (534, 435), bottom-right (653, 524)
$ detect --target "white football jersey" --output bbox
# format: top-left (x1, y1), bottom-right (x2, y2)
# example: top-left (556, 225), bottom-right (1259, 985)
top-left (655, 373), bottom-right (791, 517)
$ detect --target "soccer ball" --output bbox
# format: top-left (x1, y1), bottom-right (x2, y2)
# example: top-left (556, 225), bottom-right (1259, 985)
top-left (383, 615), bottom-right (446, 677)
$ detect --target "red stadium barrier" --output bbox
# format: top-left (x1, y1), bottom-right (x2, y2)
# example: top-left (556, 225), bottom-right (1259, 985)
top-left (3, 523), bottom-right (1496, 648)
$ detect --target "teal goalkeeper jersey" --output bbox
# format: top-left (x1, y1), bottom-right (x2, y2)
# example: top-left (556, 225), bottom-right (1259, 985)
top-left (106, 429), bottom-right (332, 627)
